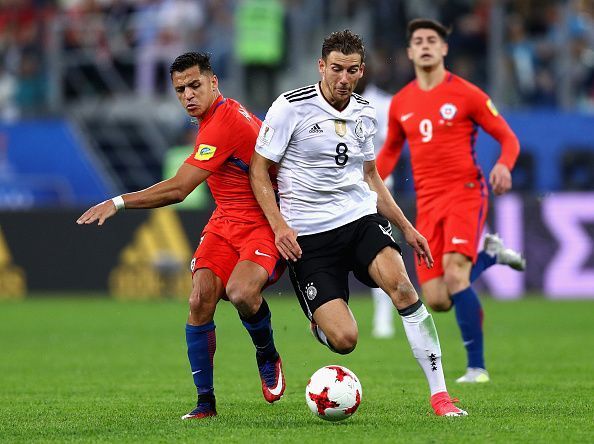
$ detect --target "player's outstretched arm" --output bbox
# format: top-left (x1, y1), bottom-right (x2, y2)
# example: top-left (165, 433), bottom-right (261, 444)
top-left (249, 152), bottom-right (301, 262)
top-left (363, 160), bottom-right (433, 268)
top-left (76, 163), bottom-right (210, 226)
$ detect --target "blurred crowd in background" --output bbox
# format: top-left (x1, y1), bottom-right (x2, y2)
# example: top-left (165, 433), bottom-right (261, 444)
top-left (1, 0), bottom-right (594, 121)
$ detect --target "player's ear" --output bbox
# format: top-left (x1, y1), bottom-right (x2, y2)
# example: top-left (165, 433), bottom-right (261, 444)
top-left (211, 74), bottom-right (218, 91)
top-left (318, 58), bottom-right (325, 77)
top-left (359, 62), bottom-right (365, 78)
top-left (442, 42), bottom-right (449, 57)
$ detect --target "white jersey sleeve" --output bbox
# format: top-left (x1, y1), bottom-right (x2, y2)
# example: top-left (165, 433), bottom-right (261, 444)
top-left (255, 96), bottom-right (298, 163)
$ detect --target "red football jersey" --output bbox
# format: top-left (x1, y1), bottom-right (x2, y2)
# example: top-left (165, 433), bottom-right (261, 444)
top-left (185, 95), bottom-right (267, 222)
top-left (376, 72), bottom-right (519, 198)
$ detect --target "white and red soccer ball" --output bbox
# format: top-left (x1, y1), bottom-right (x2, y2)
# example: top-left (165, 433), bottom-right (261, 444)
top-left (305, 365), bottom-right (362, 421)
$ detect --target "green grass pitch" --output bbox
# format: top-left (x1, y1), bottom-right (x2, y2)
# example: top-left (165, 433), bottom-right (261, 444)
top-left (0, 294), bottom-right (593, 443)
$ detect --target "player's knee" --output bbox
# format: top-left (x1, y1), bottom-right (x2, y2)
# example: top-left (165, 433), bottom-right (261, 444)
top-left (328, 329), bottom-right (358, 355)
top-left (443, 268), bottom-right (469, 294)
top-left (331, 335), bottom-right (357, 355)
top-left (188, 287), bottom-right (217, 317)
top-left (225, 280), bottom-right (260, 313)
top-left (427, 299), bottom-right (452, 312)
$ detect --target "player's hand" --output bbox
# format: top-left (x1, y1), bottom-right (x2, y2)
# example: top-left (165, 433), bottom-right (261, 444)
top-left (489, 163), bottom-right (512, 195)
top-left (274, 225), bottom-right (302, 262)
top-left (403, 225), bottom-right (434, 269)
top-left (76, 200), bottom-right (117, 226)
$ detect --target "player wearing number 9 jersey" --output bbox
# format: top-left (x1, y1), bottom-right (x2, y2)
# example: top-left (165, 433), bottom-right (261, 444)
top-left (376, 19), bottom-right (525, 384)
top-left (251, 29), bottom-right (468, 416)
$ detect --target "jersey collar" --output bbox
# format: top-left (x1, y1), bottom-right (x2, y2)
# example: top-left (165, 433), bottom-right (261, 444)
top-left (201, 94), bottom-right (225, 123)
top-left (315, 82), bottom-right (356, 117)
top-left (414, 70), bottom-right (453, 92)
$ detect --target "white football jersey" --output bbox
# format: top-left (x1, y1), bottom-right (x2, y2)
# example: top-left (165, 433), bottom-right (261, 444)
top-left (255, 82), bottom-right (378, 235)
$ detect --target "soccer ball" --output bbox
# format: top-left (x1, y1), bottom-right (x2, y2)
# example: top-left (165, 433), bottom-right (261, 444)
top-left (305, 365), bottom-right (362, 421)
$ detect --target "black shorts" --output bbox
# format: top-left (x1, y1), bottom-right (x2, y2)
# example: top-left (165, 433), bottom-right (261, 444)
top-left (287, 213), bottom-right (401, 320)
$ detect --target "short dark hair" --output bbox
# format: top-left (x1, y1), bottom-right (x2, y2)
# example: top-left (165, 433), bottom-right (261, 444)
top-left (169, 52), bottom-right (213, 77)
top-left (321, 29), bottom-right (365, 62)
top-left (406, 18), bottom-right (451, 45)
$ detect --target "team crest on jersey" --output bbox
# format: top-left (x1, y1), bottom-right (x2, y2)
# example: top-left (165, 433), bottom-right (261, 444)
top-left (354, 117), bottom-right (364, 140)
top-left (486, 99), bottom-right (499, 117)
top-left (258, 123), bottom-right (275, 146)
top-left (334, 119), bottom-right (347, 137)
top-left (439, 103), bottom-right (457, 120)
top-left (195, 144), bottom-right (217, 160)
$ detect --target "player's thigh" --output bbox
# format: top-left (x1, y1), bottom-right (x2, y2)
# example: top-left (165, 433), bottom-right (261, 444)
top-left (191, 231), bottom-right (239, 289)
top-left (313, 298), bottom-right (358, 345)
top-left (350, 214), bottom-right (402, 287)
top-left (226, 260), bottom-right (269, 304)
top-left (443, 189), bottom-right (488, 261)
top-left (442, 251), bottom-right (473, 292)
top-left (234, 223), bottom-right (286, 290)
top-left (287, 229), bottom-right (350, 321)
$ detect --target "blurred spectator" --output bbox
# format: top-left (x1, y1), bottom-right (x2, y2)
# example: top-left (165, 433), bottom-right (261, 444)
top-left (201, 0), bottom-right (234, 80)
top-left (133, 0), bottom-right (206, 97)
top-left (1, 0), bottom-right (593, 112)
top-left (15, 50), bottom-right (46, 116)
top-left (234, 0), bottom-right (286, 114)
top-left (0, 64), bottom-right (17, 121)
top-left (103, 0), bottom-right (137, 90)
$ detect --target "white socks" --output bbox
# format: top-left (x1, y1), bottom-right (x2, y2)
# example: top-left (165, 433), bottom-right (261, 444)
top-left (372, 287), bottom-right (395, 337)
top-left (400, 302), bottom-right (448, 396)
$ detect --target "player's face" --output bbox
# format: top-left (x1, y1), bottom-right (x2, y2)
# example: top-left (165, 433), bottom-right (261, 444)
top-left (318, 51), bottom-right (364, 109)
top-left (172, 66), bottom-right (219, 119)
top-left (407, 29), bottom-right (448, 69)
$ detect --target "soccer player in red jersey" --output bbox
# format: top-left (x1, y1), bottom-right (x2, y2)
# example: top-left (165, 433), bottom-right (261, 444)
top-left (77, 52), bottom-right (286, 417)
top-left (376, 19), bottom-right (526, 384)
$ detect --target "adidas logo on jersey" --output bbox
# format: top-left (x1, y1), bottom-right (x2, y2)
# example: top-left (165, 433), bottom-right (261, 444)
top-left (309, 124), bottom-right (323, 134)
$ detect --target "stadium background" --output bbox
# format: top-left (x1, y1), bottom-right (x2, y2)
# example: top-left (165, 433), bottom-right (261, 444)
top-left (0, 1), bottom-right (593, 442)
top-left (1, 0), bottom-right (592, 300)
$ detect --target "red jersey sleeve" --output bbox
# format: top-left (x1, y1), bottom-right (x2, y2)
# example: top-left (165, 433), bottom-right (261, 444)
top-left (184, 121), bottom-right (233, 173)
top-left (376, 95), bottom-right (407, 180)
top-left (467, 86), bottom-right (520, 170)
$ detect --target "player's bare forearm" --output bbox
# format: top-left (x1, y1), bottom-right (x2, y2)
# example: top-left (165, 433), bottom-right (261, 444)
top-left (250, 153), bottom-right (301, 261)
top-left (76, 163), bottom-right (207, 226)
top-left (249, 154), bottom-right (284, 231)
top-left (76, 180), bottom-right (184, 226)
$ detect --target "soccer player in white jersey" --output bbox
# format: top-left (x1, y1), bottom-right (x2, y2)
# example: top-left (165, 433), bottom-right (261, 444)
top-left (250, 29), bottom-right (467, 417)
top-left (354, 67), bottom-right (396, 339)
